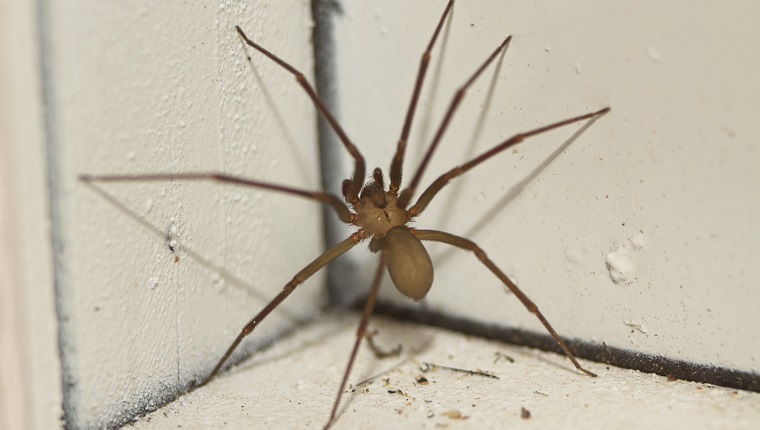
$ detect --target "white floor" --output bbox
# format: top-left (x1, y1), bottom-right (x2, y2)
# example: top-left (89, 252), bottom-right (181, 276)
top-left (128, 312), bottom-right (760, 429)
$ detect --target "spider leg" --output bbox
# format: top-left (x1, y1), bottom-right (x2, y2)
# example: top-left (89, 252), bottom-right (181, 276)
top-left (79, 172), bottom-right (355, 224)
top-left (324, 250), bottom-right (387, 430)
top-left (389, 0), bottom-right (455, 193)
top-left (204, 233), bottom-right (362, 385)
top-left (413, 229), bottom-right (596, 377)
top-left (397, 35), bottom-right (513, 208)
top-left (235, 26), bottom-right (365, 204)
top-left (409, 107), bottom-right (610, 216)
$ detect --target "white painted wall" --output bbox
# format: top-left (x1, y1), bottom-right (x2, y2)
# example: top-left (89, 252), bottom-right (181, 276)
top-left (4, 1), bottom-right (758, 428)
top-left (333, 0), bottom-right (760, 374)
top-left (0, 2), bottom-right (62, 429)
top-left (42, 0), bottom-right (321, 428)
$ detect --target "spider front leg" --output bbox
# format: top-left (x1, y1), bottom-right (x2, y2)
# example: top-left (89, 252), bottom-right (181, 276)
top-left (235, 26), bottom-right (365, 204)
top-left (414, 229), bottom-right (596, 377)
top-left (389, 0), bottom-right (455, 193)
top-left (398, 34), bottom-right (513, 208)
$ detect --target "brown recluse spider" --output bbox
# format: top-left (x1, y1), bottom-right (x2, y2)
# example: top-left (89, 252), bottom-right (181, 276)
top-left (80, 1), bottom-right (610, 428)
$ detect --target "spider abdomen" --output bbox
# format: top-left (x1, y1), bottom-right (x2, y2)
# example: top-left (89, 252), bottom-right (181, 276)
top-left (384, 226), bottom-right (433, 302)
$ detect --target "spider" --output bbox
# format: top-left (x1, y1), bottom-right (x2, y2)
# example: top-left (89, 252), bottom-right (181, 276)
top-left (80, 1), bottom-right (609, 428)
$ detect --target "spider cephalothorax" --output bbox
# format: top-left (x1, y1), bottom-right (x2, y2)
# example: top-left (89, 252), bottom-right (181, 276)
top-left (347, 168), bottom-right (411, 239)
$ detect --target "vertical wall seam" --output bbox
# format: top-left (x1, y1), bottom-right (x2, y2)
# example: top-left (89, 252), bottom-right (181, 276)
top-left (35, 0), bottom-right (73, 427)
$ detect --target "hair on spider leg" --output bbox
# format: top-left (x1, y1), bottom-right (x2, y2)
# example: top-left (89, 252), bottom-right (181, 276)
top-left (79, 0), bottom-right (609, 428)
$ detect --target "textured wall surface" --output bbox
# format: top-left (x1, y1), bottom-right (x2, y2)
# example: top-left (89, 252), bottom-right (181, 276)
top-left (6, 1), bottom-right (758, 428)
top-left (45, 0), bottom-right (322, 427)
top-left (332, 0), bottom-right (760, 375)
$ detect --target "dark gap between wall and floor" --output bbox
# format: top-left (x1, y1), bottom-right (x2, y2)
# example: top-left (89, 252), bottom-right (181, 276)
top-left (369, 300), bottom-right (760, 394)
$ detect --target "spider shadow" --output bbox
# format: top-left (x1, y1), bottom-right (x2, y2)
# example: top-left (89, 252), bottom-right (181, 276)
top-left (508, 342), bottom-right (590, 377)
top-left (81, 180), bottom-right (301, 322)
top-left (433, 33), bottom-right (510, 229)
top-left (237, 32), bottom-right (314, 185)
top-left (335, 317), bottom-right (436, 420)
top-left (227, 312), bottom-right (355, 377)
top-left (432, 111), bottom-right (605, 266)
top-left (215, 312), bottom-right (437, 423)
